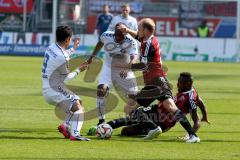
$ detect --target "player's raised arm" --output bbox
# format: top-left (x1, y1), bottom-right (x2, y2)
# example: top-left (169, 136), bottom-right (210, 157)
top-left (66, 37), bottom-right (80, 56)
top-left (125, 27), bottom-right (138, 38)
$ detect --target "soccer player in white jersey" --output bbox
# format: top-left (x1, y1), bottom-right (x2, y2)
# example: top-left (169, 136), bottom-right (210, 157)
top-left (108, 3), bottom-right (138, 34)
top-left (87, 23), bottom-right (139, 125)
top-left (42, 25), bottom-right (90, 141)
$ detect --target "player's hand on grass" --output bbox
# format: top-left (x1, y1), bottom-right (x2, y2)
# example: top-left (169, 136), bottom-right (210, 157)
top-left (73, 37), bottom-right (80, 50)
top-left (120, 69), bottom-right (129, 79)
top-left (201, 116), bottom-right (211, 124)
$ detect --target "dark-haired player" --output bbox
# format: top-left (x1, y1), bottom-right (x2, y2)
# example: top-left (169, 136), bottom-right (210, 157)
top-left (106, 72), bottom-right (209, 142)
top-left (42, 25), bottom-right (90, 141)
top-left (86, 23), bottom-right (139, 125)
top-left (175, 72), bottom-right (209, 139)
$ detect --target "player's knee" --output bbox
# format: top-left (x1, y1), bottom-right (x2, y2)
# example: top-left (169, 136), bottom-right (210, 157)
top-left (162, 98), bottom-right (178, 112)
top-left (71, 100), bottom-right (84, 112)
top-left (97, 84), bottom-right (109, 97)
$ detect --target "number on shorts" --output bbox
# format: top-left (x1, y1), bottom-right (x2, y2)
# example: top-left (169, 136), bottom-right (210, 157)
top-left (42, 53), bottom-right (50, 74)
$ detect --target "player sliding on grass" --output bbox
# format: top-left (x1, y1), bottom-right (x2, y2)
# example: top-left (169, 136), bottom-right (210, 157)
top-left (106, 72), bottom-right (209, 142)
top-left (118, 18), bottom-right (201, 142)
top-left (42, 25), bottom-right (90, 141)
top-left (86, 22), bottom-right (139, 125)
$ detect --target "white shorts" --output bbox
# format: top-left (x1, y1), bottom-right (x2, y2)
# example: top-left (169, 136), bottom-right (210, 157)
top-left (98, 64), bottom-right (138, 95)
top-left (42, 87), bottom-right (80, 107)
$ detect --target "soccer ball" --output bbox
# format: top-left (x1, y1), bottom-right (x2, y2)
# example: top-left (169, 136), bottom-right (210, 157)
top-left (96, 123), bottom-right (113, 139)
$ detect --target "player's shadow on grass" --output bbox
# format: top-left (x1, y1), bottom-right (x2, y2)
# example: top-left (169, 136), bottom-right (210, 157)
top-left (0, 158), bottom-right (187, 160)
top-left (0, 128), bottom-right (56, 133)
top-left (201, 139), bottom-right (240, 143)
top-left (0, 135), bottom-right (63, 140)
top-left (170, 130), bottom-right (240, 134)
top-left (107, 134), bottom-right (240, 143)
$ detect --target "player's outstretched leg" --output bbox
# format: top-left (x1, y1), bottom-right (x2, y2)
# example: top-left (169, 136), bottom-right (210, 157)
top-left (87, 117), bottom-right (130, 136)
top-left (131, 107), bottom-right (162, 140)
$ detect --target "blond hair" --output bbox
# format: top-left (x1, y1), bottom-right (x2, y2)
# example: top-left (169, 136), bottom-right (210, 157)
top-left (139, 18), bottom-right (156, 33)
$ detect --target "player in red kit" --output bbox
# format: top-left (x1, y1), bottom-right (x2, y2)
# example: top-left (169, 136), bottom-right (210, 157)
top-left (118, 18), bottom-right (201, 142)
top-left (106, 72), bottom-right (209, 142)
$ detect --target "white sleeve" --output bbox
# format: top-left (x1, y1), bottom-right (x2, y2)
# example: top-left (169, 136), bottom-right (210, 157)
top-left (133, 18), bottom-right (138, 31)
top-left (129, 39), bottom-right (139, 56)
top-left (63, 68), bottom-right (80, 84)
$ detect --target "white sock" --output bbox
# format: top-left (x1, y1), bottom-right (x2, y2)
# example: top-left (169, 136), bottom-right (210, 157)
top-left (96, 97), bottom-right (106, 120)
top-left (63, 111), bottom-right (73, 127)
top-left (70, 110), bottom-right (84, 137)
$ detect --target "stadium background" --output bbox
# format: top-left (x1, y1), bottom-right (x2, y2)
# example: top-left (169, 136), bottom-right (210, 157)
top-left (0, 0), bottom-right (239, 62)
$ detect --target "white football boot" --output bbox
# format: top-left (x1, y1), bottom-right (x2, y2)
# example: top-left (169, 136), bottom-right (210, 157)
top-left (144, 126), bottom-right (162, 140)
top-left (186, 135), bottom-right (200, 143)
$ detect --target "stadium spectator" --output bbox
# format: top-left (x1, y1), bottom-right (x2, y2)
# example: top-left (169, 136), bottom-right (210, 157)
top-left (94, 4), bottom-right (113, 38)
top-left (16, 31), bottom-right (26, 44)
top-left (197, 20), bottom-right (209, 37)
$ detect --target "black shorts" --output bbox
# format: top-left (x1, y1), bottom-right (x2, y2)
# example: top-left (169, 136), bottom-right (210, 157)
top-left (122, 105), bottom-right (169, 135)
top-left (136, 77), bottom-right (173, 107)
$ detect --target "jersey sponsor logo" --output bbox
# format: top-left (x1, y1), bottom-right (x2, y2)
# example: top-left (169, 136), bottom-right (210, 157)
top-left (105, 42), bottom-right (117, 51)
top-left (104, 41), bottom-right (132, 52)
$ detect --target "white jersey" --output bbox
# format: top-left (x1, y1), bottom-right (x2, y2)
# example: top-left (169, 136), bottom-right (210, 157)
top-left (42, 43), bottom-right (71, 90)
top-left (98, 31), bottom-right (139, 95)
top-left (108, 15), bottom-right (138, 31)
top-left (100, 31), bottom-right (138, 66)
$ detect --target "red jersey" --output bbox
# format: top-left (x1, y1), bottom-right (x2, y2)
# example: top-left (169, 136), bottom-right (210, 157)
top-left (174, 88), bottom-right (198, 114)
top-left (140, 35), bottom-right (166, 85)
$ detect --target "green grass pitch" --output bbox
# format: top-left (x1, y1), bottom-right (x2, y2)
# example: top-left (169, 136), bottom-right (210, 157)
top-left (0, 56), bottom-right (240, 160)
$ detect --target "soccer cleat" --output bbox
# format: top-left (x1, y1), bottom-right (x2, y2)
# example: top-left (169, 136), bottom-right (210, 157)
top-left (58, 124), bottom-right (70, 138)
top-left (70, 135), bottom-right (91, 141)
top-left (144, 126), bottom-right (162, 140)
top-left (87, 126), bottom-right (97, 136)
top-left (186, 135), bottom-right (200, 143)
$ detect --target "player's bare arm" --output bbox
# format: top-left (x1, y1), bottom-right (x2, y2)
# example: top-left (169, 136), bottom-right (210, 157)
top-left (197, 96), bottom-right (210, 124)
top-left (87, 41), bottom-right (104, 64)
top-left (191, 110), bottom-right (201, 133)
top-left (119, 55), bottom-right (138, 79)
top-left (123, 27), bottom-right (138, 38)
